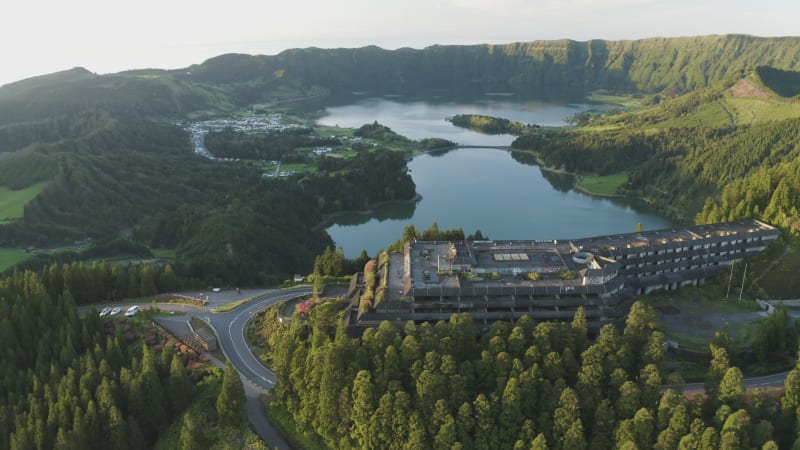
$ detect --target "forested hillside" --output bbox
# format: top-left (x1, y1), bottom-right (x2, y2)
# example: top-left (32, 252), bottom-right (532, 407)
top-left (0, 268), bottom-right (268, 450)
top-left (512, 69), bottom-right (800, 224)
top-left (2, 35), bottom-right (797, 121)
top-left (254, 301), bottom-right (799, 449)
top-left (0, 100), bottom-right (416, 284)
top-left (1, 33), bottom-right (800, 450)
top-left (0, 34), bottom-right (799, 283)
top-left (187, 35), bottom-right (800, 99)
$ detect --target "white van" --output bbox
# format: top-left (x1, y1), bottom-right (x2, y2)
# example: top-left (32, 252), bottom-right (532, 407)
top-left (124, 305), bottom-right (140, 317)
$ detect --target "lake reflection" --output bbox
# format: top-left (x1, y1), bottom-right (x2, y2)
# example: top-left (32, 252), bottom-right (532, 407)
top-left (318, 96), bottom-right (604, 146)
top-left (327, 148), bottom-right (671, 257)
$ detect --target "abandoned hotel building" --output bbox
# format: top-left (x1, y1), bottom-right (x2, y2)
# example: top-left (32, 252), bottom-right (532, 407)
top-left (346, 219), bottom-right (779, 331)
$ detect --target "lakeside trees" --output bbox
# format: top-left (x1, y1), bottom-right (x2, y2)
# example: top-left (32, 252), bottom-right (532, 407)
top-left (512, 115), bottom-right (800, 224)
top-left (447, 114), bottom-right (537, 135)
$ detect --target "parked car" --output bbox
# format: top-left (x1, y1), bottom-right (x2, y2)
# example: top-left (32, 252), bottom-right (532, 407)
top-left (110, 307), bottom-right (121, 316)
top-left (124, 305), bottom-right (140, 317)
top-left (99, 307), bottom-right (111, 317)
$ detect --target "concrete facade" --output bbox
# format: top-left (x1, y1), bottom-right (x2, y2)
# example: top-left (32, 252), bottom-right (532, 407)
top-left (347, 219), bottom-right (779, 331)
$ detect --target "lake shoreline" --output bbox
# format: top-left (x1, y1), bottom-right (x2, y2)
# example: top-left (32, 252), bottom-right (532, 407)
top-left (319, 99), bottom-right (672, 255)
top-left (314, 194), bottom-right (422, 232)
top-left (517, 148), bottom-right (655, 203)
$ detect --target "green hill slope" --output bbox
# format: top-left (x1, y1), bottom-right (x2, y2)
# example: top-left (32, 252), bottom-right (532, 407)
top-left (0, 71), bottom-right (232, 125)
top-left (512, 67), bottom-right (800, 222)
top-left (749, 66), bottom-right (800, 98)
top-left (580, 68), bottom-right (800, 131)
top-left (1, 35), bottom-right (799, 283)
top-left (1, 34), bottom-right (797, 123)
top-left (180, 35), bottom-right (800, 100)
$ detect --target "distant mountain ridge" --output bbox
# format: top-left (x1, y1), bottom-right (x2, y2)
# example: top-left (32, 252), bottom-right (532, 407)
top-left (0, 34), bottom-right (799, 125)
top-left (186, 34), bottom-right (800, 98)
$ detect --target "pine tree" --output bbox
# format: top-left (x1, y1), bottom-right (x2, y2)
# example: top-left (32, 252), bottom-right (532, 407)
top-left (133, 345), bottom-right (167, 440)
top-left (705, 344), bottom-right (730, 402)
top-left (351, 370), bottom-right (376, 449)
top-left (108, 406), bottom-right (128, 450)
top-left (456, 402), bottom-right (475, 450)
top-left (554, 387), bottom-right (581, 439)
top-left (655, 404), bottom-right (688, 450)
top-left (720, 409), bottom-right (751, 450)
top-left (216, 360), bottom-right (245, 427)
top-left (632, 407), bottom-right (654, 449)
top-left (589, 399), bottom-right (616, 450)
top-left (530, 433), bottom-right (548, 450)
top-left (571, 306), bottom-right (589, 355)
top-left (180, 413), bottom-right (201, 450)
top-left (616, 381), bottom-right (642, 419)
top-left (405, 411), bottom-right (427, 450)
top-left (474, 393), bottom-right (498, 450)
top-left (561, 419), bottom-right (587, 450)
top-left (718, 367), bottom-right (745, 409)
top-left (500, 378), bottom-right (524, 447)
top-left (698, 427), bottom-right (718, 450)
top-left (169, 351), bottom-right (194, 415)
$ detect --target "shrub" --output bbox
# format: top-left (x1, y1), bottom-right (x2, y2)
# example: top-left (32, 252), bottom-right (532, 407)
top-left (559, 270), bottom-right (578, 280)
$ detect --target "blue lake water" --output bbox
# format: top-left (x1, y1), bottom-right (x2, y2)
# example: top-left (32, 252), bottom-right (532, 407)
top-left (319, 97), bottom-right (671, 257)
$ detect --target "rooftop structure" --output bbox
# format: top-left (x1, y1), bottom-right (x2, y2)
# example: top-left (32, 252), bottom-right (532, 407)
top-left (346, 219), bottom-right (779, 332)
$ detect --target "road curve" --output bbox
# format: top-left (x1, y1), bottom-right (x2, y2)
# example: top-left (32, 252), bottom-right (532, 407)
top-left (208, 287), bottom-right (312, 390)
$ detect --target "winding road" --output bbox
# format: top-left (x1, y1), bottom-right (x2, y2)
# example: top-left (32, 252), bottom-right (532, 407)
top-left (87, 287), bottom-right (311, 449)
top-left (152, 287), bottom-right (311, 450)
top-left (208, 287), bottom-right (312, 389)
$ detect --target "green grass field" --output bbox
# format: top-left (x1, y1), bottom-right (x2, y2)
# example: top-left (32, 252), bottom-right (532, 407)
top-left (586, 93), bottom-right (640, 107)
top-left (727, 97), bottom-right (800, 126)
top-left (646, 287), bottom-right (762, 353)
top-left (280, 163), bottom-right (316, 174)
top-left (151, 248), bottom-right (177, 259)
top-left (758, 244), bottom-right (800, 298)
top-left (315, 125), bottom-right (354, 138)
top-left (0, 248), bottom-right (32, 272)
top-left (0, 182), bottom-right (47, 223)
top-left (577, 172), bottom-right (628, 195)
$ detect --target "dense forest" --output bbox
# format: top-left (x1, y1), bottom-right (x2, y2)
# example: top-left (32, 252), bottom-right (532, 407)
top-left (511, 74), bottom-right (800, 224)
top-left (0, 269), bottom-right (259, 450)
top-left (254, 301), bottom-right (798, 449)
top-left (0, 104), bottom-right (418, 284)
top-left (0, 35), bottom-right (798, 285)
top-left (2, 33), bottom-right (800, 450)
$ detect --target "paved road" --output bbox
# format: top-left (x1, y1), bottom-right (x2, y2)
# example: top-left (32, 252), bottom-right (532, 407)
top-left (87, 286), bottom-right (797, 447)
top-left (207, 287), bottom-right (312, 389)
top-left (683, 370), bottom-right (791, 393)
top-left (82, 287), bottom-right (311, 450)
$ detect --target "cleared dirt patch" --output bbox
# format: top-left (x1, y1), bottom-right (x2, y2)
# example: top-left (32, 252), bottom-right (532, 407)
top-left (730, 79), bottom-right (768, 98)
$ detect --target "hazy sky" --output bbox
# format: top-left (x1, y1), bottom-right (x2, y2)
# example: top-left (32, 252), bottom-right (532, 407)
top-left (2, 0), bottom-right (798, 86)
